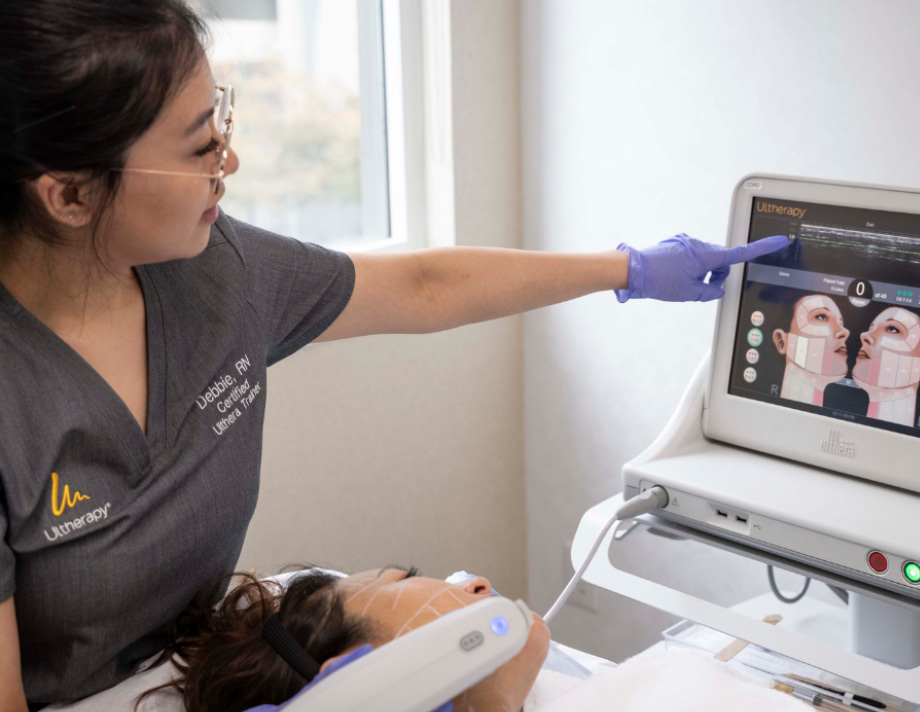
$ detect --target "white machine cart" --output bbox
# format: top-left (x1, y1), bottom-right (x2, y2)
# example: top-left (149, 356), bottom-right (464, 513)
top-left (571, 358), bottom-right (920, 703)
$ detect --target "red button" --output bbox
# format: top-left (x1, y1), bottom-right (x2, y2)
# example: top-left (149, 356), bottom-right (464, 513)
top-left (868, 551), bottom-right (888, 573)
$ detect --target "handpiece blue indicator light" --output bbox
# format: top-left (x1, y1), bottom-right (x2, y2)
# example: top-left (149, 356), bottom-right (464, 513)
top-left (490, 615), bottom-right (509, 636)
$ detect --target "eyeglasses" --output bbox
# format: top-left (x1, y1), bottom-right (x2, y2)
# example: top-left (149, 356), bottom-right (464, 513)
top-left (113, 84), bottom-right (234, 195)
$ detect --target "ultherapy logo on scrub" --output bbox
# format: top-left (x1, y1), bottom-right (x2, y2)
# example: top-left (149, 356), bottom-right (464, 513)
top-left (50, 471), bottom-right (90, 516)
top-left (820, 429), bottom-right (855, 458)
top-left (44, 472), bottom-right (111, 542)
top-left (756, 201), bottom-right (807, 220)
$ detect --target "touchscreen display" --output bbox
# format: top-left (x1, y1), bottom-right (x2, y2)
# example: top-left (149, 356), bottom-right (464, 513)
top-left (729, 196), bottom-right (920, 437)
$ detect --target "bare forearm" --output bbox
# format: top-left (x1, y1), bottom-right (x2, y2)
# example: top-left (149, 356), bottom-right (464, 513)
top-left (317, 246), bottom-right (628, 342)
top-left (415, 246), bottom-right (628, 332)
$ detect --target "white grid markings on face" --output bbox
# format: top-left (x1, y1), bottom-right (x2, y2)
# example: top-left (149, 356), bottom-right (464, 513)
top-left (394, 588), bottom-right (469, 637)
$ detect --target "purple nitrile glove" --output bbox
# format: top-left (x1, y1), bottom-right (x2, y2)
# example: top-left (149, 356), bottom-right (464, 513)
top-left (614, 233), bottom-right (789, 303)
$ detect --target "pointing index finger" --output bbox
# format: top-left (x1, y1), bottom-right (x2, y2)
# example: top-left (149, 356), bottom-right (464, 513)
top-left (725, 234), bottom-right (789, 265)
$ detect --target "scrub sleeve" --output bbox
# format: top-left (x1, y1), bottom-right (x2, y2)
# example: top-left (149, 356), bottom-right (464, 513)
top-left (0, 211), bottom-right (355, 707)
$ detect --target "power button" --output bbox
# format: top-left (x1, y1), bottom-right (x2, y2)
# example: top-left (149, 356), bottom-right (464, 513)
top-left (867, 551), bottom-right (888, 574)
top-left (490, 616), bottom-right (510, 636)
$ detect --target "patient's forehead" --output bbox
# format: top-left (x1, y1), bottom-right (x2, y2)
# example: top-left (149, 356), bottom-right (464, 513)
top-left (335, 569), bottom-right (413, 610)
top-left (336, 568), bottom-right (399, 592)
top-left (336, 568), bottom-right (475, 639)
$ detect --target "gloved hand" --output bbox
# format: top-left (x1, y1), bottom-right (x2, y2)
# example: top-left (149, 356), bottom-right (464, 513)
top-left (614, 233), bottom-right (788, 303)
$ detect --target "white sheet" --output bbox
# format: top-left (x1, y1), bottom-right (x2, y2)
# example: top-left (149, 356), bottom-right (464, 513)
top-left (527, 649), bottom-right (809, 712)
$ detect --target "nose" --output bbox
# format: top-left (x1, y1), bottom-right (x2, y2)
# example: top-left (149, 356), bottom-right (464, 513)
top-left (461, 576), bottom-right (492, 595)
top-left (836, 326), bottom-right (850, 340)
top-left (861, 331), bottom-right (874, 348)
top-left (225, 146), bottom-right (240, 177)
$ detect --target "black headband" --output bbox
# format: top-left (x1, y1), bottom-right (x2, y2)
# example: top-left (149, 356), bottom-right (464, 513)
top-left (262, 612), bottom-right (322, 683)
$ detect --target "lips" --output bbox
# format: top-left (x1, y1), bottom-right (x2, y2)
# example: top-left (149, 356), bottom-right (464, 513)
top-left (857, 349), bottom-right (869, 359)
top-left (202, 186), bottom-right (225, 215)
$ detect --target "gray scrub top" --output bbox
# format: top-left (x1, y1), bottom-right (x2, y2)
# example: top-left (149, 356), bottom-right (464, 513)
top-left (0, 211), bottom-right (355, 706)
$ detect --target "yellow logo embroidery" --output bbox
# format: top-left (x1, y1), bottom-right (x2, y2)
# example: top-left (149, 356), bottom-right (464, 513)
top-left (50, 472), bottom-right (90, 517)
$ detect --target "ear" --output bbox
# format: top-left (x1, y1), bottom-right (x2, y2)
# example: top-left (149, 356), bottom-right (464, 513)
top-left (31, 173), bottom-right (94, 228)
top-left (773, 329), bottom-right (787, 355)
top-left (318, 644), bottom-right (375, 675)
top-left (318, 650), bottom-right (351, 674)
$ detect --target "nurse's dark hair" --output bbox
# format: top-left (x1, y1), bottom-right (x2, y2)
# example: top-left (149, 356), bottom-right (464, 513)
top-left (134, 568), bottom-right (376, 712)
top-left (0, 0), bottom-right (208, 258)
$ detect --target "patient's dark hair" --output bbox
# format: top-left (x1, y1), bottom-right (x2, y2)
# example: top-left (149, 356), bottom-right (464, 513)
top-left (0, 0), bottom-right (208, 258)
top-left (136, 569), bottom-right (376, 712)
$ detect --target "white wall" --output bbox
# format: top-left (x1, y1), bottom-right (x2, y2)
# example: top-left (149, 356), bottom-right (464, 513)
top-left (237, 1), bottom-right (527, 598)
top-left (522, 0), bottom-right (920, 660)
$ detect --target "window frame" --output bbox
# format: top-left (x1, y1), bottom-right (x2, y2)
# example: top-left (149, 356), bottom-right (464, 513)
top-left (355, 0), bottom-right (430, 254)
top-left (203, 0), bottom-right (448, 253)
top-left (359, 0), bottom-right (457, 254)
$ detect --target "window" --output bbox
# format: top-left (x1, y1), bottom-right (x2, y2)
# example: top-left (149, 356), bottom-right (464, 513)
top-left (198, 0), bottom-right (398, 250)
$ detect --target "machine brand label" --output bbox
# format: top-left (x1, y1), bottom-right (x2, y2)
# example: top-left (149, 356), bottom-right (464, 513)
top-left (820, 428), bottom-right (855, 458)
top-left (756, 201), bottom-right (807, 219)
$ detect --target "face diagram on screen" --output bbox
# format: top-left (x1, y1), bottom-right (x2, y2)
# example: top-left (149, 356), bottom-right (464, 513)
top-left (772, 295), bottom-right (849, 407)
top-left (852, 307), bottom-right (920, 426)
top-left (729, 196), bottom-right (920, 437)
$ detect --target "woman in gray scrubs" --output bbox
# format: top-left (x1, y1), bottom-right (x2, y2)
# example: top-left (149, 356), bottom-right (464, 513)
top-left (0, 1), bottom-right (785, 709)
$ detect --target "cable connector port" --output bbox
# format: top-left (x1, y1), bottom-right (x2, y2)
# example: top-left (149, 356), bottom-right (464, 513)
top-left (620, 486), bottom-right (669, 519)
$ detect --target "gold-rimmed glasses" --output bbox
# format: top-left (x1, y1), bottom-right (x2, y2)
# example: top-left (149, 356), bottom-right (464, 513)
top-left (113, 84), bottom-right (234, 195)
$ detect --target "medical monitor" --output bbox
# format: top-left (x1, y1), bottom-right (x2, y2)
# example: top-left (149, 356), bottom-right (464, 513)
top-left (704, 175), bottom-right (920, 494)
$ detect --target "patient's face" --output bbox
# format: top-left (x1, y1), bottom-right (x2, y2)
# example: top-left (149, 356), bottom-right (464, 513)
top-left (854, 307), bottom-right (920, 386)
top-left (774, 295), bottom-right (849, 376)
top-left (337, 568), bottom-right (549, 711)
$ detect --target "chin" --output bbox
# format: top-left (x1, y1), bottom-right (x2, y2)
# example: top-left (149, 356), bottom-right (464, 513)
top-left (188, 222), bottom-right (215, 253)
top-left (852, 361), bottom-right (870, 382)
top-left (829, 354), bottom-right (848, 376)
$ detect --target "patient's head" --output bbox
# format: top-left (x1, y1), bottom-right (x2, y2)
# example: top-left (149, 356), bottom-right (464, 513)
top-left (339, 568), bottom-right (549, 711)
top-left (772, 294), bottom-right (849, 376)
top-left (137, 567), bottom-right (549, 712)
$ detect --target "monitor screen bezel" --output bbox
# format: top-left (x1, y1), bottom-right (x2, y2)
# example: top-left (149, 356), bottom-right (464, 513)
top-left (703, 174), bottom-right (920, 494)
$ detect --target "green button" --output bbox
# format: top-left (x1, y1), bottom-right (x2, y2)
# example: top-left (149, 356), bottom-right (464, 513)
top-left (904, 562), bottom-right (920, 584)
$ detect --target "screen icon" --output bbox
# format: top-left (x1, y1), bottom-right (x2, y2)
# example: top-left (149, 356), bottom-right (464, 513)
top-left (746, 348), bottom-right (759, 364)
top-left (743, 367), bottom-right (757, 383)
top-left (751, 311), bottom-right (764, 327)
top-left (848, 279), bottom-right (873, 308)
top-left (747, 328), bottom-right (763, 347)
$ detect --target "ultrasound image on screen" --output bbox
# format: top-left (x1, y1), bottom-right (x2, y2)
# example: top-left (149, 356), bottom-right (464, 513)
top-left (729, 197), bottom-right (920, 438)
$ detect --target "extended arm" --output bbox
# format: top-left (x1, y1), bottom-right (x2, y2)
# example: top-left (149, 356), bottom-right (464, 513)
top-left (316, 247), bottom-right (627, 342)
top-left (316, 235), bottom-right (789, 342)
